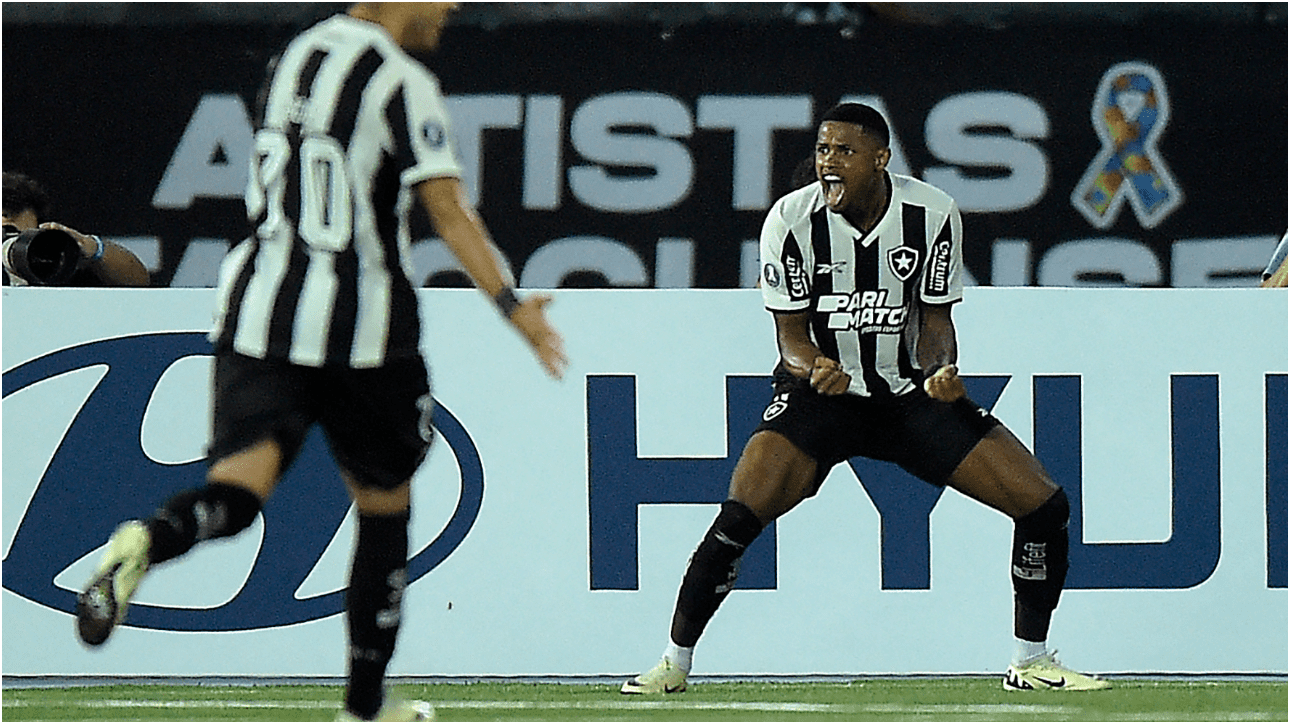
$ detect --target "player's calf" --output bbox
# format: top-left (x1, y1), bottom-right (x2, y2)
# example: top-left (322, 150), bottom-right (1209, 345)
top-left (1011, 488), bottom-right (1070, 642)
top-left (670, 499), bottom-right (763, 647)
top-left (147, 482), bottom-right (263, 564)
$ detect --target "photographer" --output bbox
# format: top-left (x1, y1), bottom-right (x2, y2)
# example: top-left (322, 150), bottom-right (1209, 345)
top-left (3, 172), bottom-right (149, 286)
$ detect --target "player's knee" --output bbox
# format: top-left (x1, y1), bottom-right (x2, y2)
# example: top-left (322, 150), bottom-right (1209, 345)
top-left (1011, 489), bottom-right (1069, 611)
top-left (166, 482), bottom-right (263, 541)
top-left (348, 480), bottom-right (412, 516)
top-left (1016, 488), bottom-right (1069, 537)
top-left (209, 482), bottom-right (264, 536)
top-left (712, 499), bottom-right (764, 549)
top-left (689, 500), bottom-right (764, 588)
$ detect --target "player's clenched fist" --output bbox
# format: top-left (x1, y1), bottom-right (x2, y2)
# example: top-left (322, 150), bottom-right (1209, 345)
top-left (923, 364), bottom-right (966, 402)
top-left (809, 356), bottom-right (851, 395)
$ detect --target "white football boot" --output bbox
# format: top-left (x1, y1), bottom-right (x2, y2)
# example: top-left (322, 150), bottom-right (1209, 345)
top-left (1003, 651), bottom-right (1111, 691)
top-left (621, 658), bottom-right (688, 694)
top-left (336, 699), bottom-right (435, 721)
top-left (75, 520), bottom-right (151, 647)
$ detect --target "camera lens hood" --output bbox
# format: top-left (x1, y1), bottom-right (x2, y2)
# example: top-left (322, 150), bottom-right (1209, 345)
top-left (3, 228), bottom-right (82, 285)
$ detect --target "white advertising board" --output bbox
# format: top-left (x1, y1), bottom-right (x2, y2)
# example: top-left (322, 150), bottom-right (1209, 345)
top-left (3, 288), bottom-right (1286, 676)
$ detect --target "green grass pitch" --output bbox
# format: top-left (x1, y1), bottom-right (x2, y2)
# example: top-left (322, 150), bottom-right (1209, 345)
top-left (3, 678), bottom-right (1286, 721)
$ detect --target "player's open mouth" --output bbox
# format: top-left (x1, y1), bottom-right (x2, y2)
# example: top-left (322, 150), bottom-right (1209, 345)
top-left (821, 174), bottom-right (846, 207)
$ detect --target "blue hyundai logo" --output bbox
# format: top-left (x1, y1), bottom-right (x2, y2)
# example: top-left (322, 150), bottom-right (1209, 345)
top-left (2, 332), bottom-right (484, 632)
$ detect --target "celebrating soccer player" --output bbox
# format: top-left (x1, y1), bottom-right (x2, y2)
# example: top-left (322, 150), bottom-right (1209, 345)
top-left (623, 103), bottom-right (1108, 695)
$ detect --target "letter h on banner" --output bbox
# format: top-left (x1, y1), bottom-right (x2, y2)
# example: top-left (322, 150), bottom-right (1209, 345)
top-left (587, 375), bottom-right (773, 590)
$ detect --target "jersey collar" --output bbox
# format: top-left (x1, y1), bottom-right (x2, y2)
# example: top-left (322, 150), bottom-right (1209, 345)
top-left (828, 172), bottom-right (894, 247)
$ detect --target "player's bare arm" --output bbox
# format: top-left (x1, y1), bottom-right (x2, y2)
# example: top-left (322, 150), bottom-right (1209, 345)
top-left (418, 176), bottom-right (516, 297)
top-left (773, 310), bottom-right (850, 395)
top-left (418, 176), bottom-right (568, 380)
top-left (918, 302), bottom-right (964, 402)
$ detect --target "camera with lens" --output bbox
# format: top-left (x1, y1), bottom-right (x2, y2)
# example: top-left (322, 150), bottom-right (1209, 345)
top-left (2, 224), bottom-right (83, 285)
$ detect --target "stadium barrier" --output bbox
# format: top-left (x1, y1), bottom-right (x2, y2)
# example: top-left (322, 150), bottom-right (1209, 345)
top-left (3, 287), bottom-right (1285, 676)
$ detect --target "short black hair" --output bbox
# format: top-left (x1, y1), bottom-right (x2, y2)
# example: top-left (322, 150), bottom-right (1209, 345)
top-left (3, 172), bottom-right (53, 222)
top-left (820, 103), bottom-right (890, 148)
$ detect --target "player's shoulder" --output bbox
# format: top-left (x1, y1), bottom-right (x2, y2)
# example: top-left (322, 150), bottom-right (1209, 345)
top-left (296, 14), bottom-right (369, 46)
top-left (309, 15), bottom-right (438, 80)
top-left (769, 183), bottom-right (825, 222)
top-left (890, 172), bottom-right (956, 211)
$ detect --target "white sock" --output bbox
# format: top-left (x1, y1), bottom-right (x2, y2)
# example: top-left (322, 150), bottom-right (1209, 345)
top-left (664, 641), bottom-right (693, 673)
top-left (1014, 638), bottom-right (1049, 665)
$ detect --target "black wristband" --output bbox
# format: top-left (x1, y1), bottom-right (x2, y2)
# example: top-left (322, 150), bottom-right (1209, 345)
top-left (493, 287), bottom-right (521, 318)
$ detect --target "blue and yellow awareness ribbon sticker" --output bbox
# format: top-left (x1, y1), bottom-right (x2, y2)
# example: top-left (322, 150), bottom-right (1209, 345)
top-left (1072, 62), bottom-right (1182, 229)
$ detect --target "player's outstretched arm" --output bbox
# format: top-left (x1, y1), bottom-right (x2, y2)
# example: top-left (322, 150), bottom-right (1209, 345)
top-left (416, 177), bottom-right (568, 379)
top-left (505, 293), bottom-right (567, 380)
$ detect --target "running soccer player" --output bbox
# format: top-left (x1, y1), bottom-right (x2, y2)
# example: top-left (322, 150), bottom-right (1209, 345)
top-left (622, 103), bottom-right (1108, 694)
top-left (75, 4), bottom-right (566, 721)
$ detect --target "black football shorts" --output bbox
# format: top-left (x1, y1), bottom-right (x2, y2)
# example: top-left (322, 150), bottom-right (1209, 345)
top-left (209, 350), bottom-right (434, 490)
top-left (753, 368), bottom-right (1000, 492)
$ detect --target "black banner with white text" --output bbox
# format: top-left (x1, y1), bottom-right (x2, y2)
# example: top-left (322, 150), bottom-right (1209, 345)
top-left (3, 19), bottom-right (1285, 287)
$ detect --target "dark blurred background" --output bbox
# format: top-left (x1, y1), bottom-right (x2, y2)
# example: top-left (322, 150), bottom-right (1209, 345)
top-left (3, 3), bottom-right (1284, 27)
top-left (4, 3), bottom-right (1286, 288)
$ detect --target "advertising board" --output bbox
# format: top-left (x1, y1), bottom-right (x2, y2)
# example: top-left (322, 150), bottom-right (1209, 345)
top-left (3, 288), bottom-right (1285, 676)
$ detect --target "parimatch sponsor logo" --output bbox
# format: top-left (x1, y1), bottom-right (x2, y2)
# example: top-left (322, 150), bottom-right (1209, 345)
top-left (818, 289), bottom-right (907, 333)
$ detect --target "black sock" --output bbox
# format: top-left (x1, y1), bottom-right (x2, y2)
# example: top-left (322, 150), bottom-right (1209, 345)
top-left (345, 511), bottom-right (410, 720)
top-left (1011, 489), bottom-right (1070, 642)
top-left (146, 482), bottom-right (263, 565)
top-left (670, 500), bottom-right (764, 648)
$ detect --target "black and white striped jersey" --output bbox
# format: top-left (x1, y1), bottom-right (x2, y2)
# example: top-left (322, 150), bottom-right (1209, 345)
top-left (759, 173), bottom-right (964, 398)
top-left (212, 14), bottom-right (463, 368)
